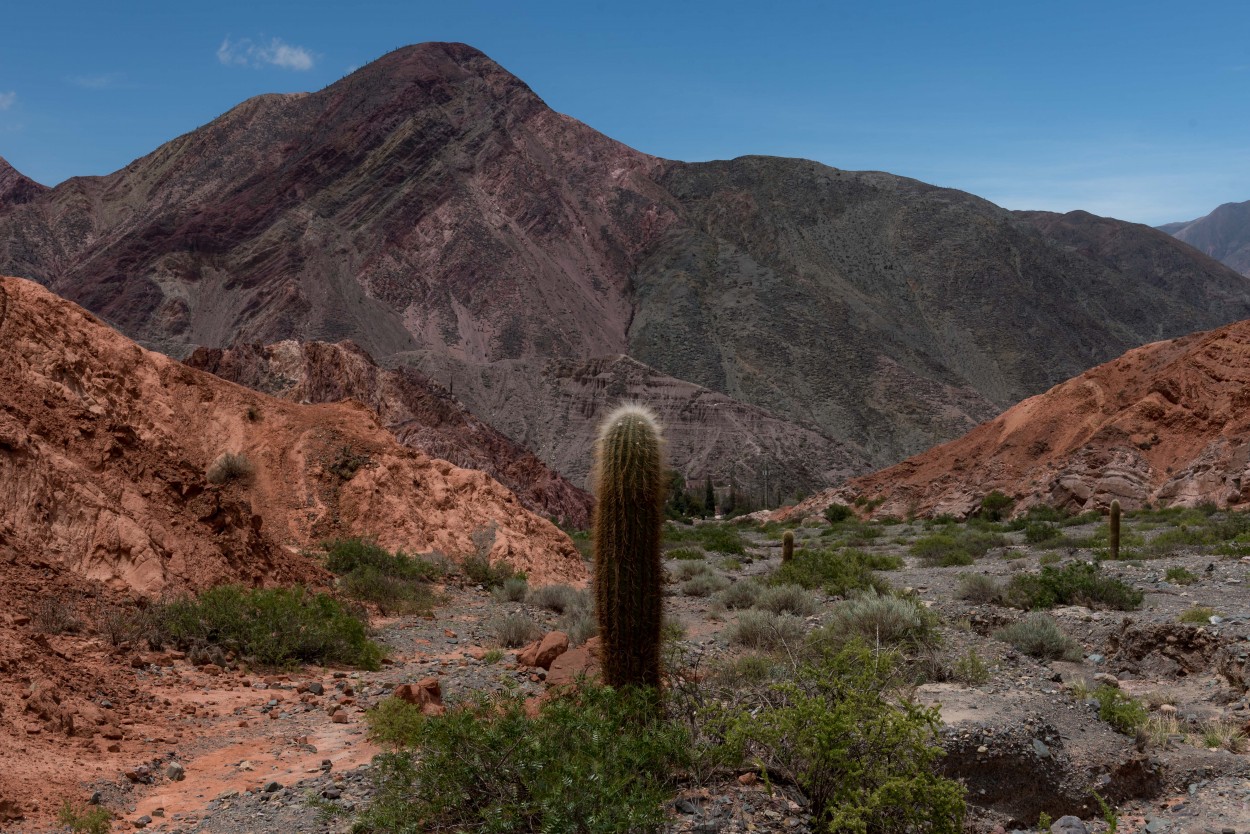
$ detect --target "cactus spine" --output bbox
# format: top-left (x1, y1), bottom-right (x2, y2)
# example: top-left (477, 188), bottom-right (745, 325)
top-left (782, 530), bottom-right (795, 563)
top-left (1109, 500), bottom-right (1121, 561)
top-left (592, 405), bottom-right (665, 689)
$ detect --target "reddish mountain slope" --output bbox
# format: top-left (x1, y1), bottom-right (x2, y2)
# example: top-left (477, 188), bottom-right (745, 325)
top-left (0, 156), bottom-right (47, 208)
top-left (0, 275), bottom-right (584, 589)
top-left (185, 340), bottom-right (594, 527)
top-left (785, 320), bottom-right (1250, 519)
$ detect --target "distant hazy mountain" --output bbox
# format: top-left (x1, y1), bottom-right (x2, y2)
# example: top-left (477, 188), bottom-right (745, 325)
top-left (2, 42), bottom-right (1249, 497)
top-left (1161, 200), bottom-right (1250, 276)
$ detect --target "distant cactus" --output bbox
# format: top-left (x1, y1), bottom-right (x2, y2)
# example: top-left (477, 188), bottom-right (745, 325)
top-left (1109, 500), bottom-right (1121, 560)
top-left (592, 405), bottom-right (665, 689)
top-left (782, 530), bottom-right (795, 563)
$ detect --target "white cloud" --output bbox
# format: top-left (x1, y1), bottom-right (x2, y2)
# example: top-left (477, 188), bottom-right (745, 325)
top-left (0, 91), bottom-right (15, 110)
top-left (217, 36), bottom-right (315, 71)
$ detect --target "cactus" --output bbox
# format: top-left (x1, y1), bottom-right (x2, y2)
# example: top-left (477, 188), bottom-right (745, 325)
top-left (782, 530), bottom-right (795, 563)
top-left (1109, 500), bottom-right (1121, 560)
top-left (592, 404), bottom-right (665, 689)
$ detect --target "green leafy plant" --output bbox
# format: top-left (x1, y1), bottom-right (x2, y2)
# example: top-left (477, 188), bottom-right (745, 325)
top-left (322, 538), bottom-right (440, 615)
top-left (151, 586), bottom-right (383, 669)
top-left (58, 801), bottom-right (111, 834)
top-left (824, 503), bottom-right (854, 524)
top-left (1091, 791), bottom-right (1118, 834)
top-left (950, 649), bottom-right (990, 685)
top-left (812, 591), bottom-right (938, 651)
top-left (359, 685), bottom-right (689, 834)
top-left (1005, 562), bottom-right (1142, 611)
top-left (979, 490), bottom-right (1014, 521)
top-left (731, 643), bottom-right (965, 833)
top-left (593, 405), bottom-right (665, 688)
top-left (772, 548), bottom-right (895, 596)
top-left (1091, 685), bottom-right (1147, 734)
top-left (1179, 605), bottom-right (1218, 623)
top-left (1164, 566), bottom-right (1198, 585)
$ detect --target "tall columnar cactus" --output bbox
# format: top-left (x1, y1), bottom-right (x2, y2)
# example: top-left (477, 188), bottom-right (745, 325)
top-left (1109, 500), bottom-right (1121, 561)
top-left (592, 404), bottom-right (665, 689)
top-left (782, 530), bottom-right (795, 563)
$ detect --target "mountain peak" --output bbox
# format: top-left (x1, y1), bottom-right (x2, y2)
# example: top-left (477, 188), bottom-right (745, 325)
top-left (0, 155), bottom-right (48, 208)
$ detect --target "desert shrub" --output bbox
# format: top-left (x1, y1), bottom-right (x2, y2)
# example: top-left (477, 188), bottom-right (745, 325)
top-left (728, 610), bottom-right (807, 650)
top-left (559, 608), bottom-right (598, 646)
top-left (1200, 719), bottom-right (1247, 752)
top-left (719, 557), bottom-right (744, 571)
top-left (152, 586), bottom-right (383, 669)
top-left (1091, 685), bottom-right (1148, 735)
top-left (771, 548), bottom-right (893, 596)
top-left (979, 490), bottom-right (1014, 521)
top-left (755, 584), bottom-right (819, 617)
top-left (994, 613), bottom-right (1082, 660)
top-left (1062, 510), bottom-right (1103, 527)
top-left (491, 575), bottom-right (530, 603)
top-left (671, 560), bottom-right (714, 582)
top-left (461, 554), bottom-right (522, 589)
top-left (716, 579), bottom-right (764, 610)
top-left (696, 524), bottom-right (746, 555)
top-left (206, 451), bottom-right (254, 484)
top-left (812, 592), bottom-right (938, 651)
top-left (1179, 605), bottom-right (1218, 624)
top-left (34, 597), bottom-right (82, 635)
top-left (950, 649), bottom-right (991, 685)
top-left (731, 643), bottom-right (965, 832)
top-left (666, 547), bottom-right (705, 561)
top-left (910, 534), bottom-right (974, 566)
top-left (58, 801), bottom-right (111, 834)
top-left (360, 685), bottom-right (689, 834)
top-left (489, 614), bottom-right (542, 648)
top-left (1165, 566), bottom-right (1198, 585)
top-left (1024, 522), bottom-right (1061, 543)
top-left (823, 503), bottom-right (854, 524)
top-left (1038, 551), bottom-right (1061, 565)
top-left (1144, 526), bottom-right (1215, 557)
top-left (713, 653), bottom-right (777, 687)
top-left (681, 573), bottom-right (730, 597)
top-left (526, 583), bottom-right (587, 614)
top-left (327, 445), bottom-right (370, 480)
top-left (322, 538), bottom-right (440, 614)
top-left (1005, 562), bottom-right (1143, 611)
top-left (956, 573), bottom-right (1003, 604)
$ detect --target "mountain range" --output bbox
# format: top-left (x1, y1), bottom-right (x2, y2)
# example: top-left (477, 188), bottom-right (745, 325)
top-left (3, 42), bottom-right (1249, 499)
top-left (1161, 200), bottom-right (1250, 277)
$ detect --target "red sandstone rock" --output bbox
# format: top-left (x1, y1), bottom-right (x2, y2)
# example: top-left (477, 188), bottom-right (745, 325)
top-left (517, 631), bottom-right (569, 670)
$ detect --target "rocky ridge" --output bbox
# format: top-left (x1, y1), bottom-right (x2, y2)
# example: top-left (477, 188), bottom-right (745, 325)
top-left (1163, 199), bottom-right (1250, 277)
top-left (185, 340), bottom-right (594, 527)
top-left (783, 316), bottom-right (1250, 519)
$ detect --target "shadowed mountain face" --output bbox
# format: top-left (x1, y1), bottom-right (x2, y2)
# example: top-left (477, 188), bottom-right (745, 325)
top-left (3, 42), bottom-right (1249, 491)
top-left (1162, 201), bottom-right (1250, 277)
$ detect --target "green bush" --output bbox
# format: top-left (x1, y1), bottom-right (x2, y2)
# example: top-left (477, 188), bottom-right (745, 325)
top-left (696, 524), bottom-right (747, 555)
top-left (153, 586), bottom-right (383, 669)
top-left (910, 534), bottom-right (975, 567)
top-left (1005, 562), bottom-right (1142, 611)
top-left (1092, 685), bottom-right (1148, 735)
top-left (58, 801), bottom-right (111, 834)
top-left (772, 548), bottom-right (894, 596)
top-left (665, 547), bottom-right (705, 561)
top-left (1179, 605), bottom-right (1218, 624)
top-left (1024, 522), bottom-right (1061, 543)
top-left (994, 613), bottom-right (1082, 660)
top-left (824, 503), bottom-right (854, 524)
top-left (670, 560), bottom-right (714, 582)
top-left (731, 643), bottom-right (965, 833)
top-left (322, 538), bottom-right (441, 615)
top-left (951, 649), bottom-right (990, 685)
top-left (360, 685), bottom-right (689, 834)
top-left (462, 553), bottom-right (523, 589)
top-left (1164, 566), bottom-right (1198, 585)
top-left (979, 491), bottom-right (1014, 521)
top-left (812, 592), bottom-right (938, 651)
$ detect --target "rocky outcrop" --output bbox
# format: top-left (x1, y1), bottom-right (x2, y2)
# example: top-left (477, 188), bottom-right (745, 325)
top-left (2, 43), bottom-right (1248, 485)
top-left (1163, 200), bottom-right (1250, 277)
top-left (0, 275), bottom-right (585, 591)
top-left (0, 156), bottom-right (46, 209)
top-left (784, 318), bottom-right (1250, 519)
top-left (185, 340), bottom-right (594, 527)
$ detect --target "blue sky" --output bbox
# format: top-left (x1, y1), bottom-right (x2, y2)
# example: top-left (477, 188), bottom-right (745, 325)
top-left (1, 0), bottom-right (1246, 225)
